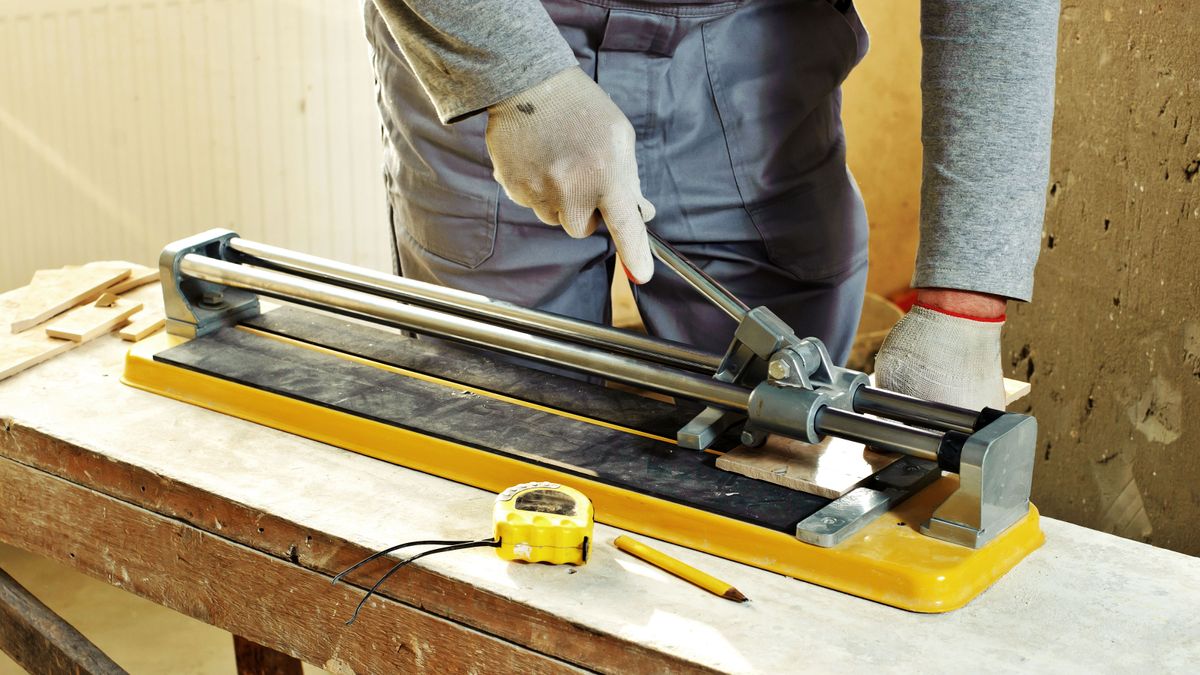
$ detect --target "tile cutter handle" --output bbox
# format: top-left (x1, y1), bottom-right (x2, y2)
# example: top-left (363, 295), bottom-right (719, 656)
top-left (647, 231), bottom-right (750, 321)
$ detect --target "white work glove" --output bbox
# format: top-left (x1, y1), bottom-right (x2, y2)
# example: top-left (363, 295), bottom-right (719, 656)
top-left (486, 67), bottom-right (656, 283)
top-left (874, 305), bottom-right (1006, 410)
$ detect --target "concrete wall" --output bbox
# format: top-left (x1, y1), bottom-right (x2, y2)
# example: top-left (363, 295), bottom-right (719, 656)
top-left (1005, 3), bottom-right (1200, 555)
top-left (847, 1), bottom-right (1200, 556)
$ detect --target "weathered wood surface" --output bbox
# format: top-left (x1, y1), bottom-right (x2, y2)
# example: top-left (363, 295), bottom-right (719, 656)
top-left (0, 565), bottom-right (127, 675)
top-left (0, 456), bottom-right (583, 675)
top-left (0, 295), bottom-right (1197, 673)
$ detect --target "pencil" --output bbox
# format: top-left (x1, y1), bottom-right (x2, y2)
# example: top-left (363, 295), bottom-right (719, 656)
top-left (613, 536), bottom-right (748, 602)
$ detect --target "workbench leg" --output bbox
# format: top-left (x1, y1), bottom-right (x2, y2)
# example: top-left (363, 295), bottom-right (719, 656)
top-left (0, 564), bottom-right (126, 675)
top-left (233, 635), bottom-right (303, 675)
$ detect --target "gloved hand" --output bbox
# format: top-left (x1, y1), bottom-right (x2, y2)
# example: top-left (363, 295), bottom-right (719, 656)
top-left (874, 291), bottom-right (1008, 411)
top-left (486, 67), bottom-right (656, 283)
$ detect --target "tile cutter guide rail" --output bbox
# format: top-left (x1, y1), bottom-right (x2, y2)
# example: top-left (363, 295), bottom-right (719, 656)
top-left (123, 229), bottom-right (1043, 612)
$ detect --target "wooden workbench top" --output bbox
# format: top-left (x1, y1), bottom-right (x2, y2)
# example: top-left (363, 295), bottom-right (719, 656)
top-left (1, 285), bottom-right (1197, 673)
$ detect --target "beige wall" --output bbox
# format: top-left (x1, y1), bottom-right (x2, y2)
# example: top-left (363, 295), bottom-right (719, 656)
top-left (0, 0), bottom-right (390, 291)
top-left (842, 0), bottom-right (923, 298)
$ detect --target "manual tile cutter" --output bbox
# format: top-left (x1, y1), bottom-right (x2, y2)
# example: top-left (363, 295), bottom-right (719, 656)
top-left (123, 230), bottom-right (1043, 612)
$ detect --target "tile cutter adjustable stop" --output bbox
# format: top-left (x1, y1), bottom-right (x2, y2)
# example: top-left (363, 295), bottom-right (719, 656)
top-left (155, 229), bottom-right (1037, 551)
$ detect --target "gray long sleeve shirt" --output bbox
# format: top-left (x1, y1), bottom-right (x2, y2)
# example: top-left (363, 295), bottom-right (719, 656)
top-left (371, 0), bottom-right (1060, 302)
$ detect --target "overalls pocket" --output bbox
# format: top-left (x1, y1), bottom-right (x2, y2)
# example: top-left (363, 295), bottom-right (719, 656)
top-left (702, 0), bottom-right (869, 283)
top-left (392, 171), bottom-right (501, 270)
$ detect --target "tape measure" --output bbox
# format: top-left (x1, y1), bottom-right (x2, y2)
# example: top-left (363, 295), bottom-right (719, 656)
top-left (335, 481), bottom-right (594, 624)
top-left (493, 481), bottom-right (593, 565)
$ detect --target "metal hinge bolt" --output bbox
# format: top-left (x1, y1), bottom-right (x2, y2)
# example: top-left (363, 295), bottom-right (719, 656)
top-left (768, 359), bottom-right (792, 381)
top-left (199, 290), bottom-right (226, 308)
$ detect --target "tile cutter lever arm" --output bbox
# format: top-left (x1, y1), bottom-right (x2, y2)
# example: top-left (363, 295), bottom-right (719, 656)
top-left (158, 229), bottom-right (1038, 549)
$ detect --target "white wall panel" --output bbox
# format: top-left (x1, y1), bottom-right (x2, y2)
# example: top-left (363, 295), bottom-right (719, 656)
top-left (0, 0), bottom-right (390, 290)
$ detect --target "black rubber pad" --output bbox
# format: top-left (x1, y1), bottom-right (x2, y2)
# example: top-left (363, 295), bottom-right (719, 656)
top-left (157, 312), bottom-right (830, 532)
top-left (244, 306), bottom-right (732, 444)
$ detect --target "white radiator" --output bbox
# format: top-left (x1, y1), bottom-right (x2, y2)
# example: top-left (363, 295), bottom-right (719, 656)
top-left (0, 0), bottom-right (391, 290)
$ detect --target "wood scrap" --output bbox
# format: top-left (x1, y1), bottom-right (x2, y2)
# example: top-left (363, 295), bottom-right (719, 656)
top-left (0, 262), bottom-right (160, 382)
top-left (118, 310), bottom-right (166, 342)
top-left (93, 262), bottom-right (158, 295)
top-left (9, 266), bottom-right (131, 333)
top-left (0, 331), bottom-right (78, 382)
top-left (43, 298), bottom-right (143, 343)
top-left (94, 292), bottom-right (119, 307)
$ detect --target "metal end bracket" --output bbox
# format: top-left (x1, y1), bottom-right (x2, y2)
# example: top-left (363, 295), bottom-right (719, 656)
top-left (161, 229), bottom-right (261, 337)
top-left (921, 414), bottom-right (1038, 548)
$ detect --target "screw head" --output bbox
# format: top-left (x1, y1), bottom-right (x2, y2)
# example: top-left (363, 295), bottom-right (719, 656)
top-left (768, 359), bottom-right (792, 381)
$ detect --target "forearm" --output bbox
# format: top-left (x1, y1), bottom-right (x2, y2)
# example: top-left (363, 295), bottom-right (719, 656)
top-left (371, 0), bottom-right (578, 123)
top-left (915, 0), bottom-right (1060, 301)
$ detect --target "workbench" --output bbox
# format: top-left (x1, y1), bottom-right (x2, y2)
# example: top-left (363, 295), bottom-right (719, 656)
top-left (1, 285), bottom-right (1198, 674)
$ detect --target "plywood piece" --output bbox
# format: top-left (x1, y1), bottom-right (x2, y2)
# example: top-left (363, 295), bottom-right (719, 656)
top-left (10, 266), bottom-right (131, 333)
top-left (43, 299), bottom-right (143, 343)
top-left (717, 436), bottom-right (900, 499)
top-left (118, 310), bottom-right (165, 342)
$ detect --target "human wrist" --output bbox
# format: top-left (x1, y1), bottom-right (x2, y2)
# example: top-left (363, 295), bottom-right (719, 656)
top-left (488, 67), bottom-right (588, 118)
top-left (914, 288), bottom-right (1007, 322)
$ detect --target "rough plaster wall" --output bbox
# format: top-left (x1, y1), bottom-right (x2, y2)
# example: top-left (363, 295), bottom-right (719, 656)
top-left (842, 0), bottom-right (922, 298)
top-left (1005, 2), bottom-right (1200, 555)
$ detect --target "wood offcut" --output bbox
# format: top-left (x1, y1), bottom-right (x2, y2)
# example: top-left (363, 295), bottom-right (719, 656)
top-left (9, 266), bottom-right (130, 333)
top-left (87, 262), bottom-right (158, 296)
top-left (44, 299), bottom-right (143, 343)
top-left (118, 310), bottom-right (166, 342)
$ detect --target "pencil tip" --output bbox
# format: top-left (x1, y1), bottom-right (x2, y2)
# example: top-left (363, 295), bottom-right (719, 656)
top-left (724, 588), bottom-right (748, 602)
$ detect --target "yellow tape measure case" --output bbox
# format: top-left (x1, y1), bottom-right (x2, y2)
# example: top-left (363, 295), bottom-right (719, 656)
top-left (493, 482), bottom-right (594, 565)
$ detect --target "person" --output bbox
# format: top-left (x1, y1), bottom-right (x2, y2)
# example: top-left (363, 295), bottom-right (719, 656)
top-left (361, 0), bottom-right (1059, 410)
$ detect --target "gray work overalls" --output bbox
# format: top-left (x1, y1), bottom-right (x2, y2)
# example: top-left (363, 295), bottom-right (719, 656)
top-left (363, 0), bottom-right (870, 363)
